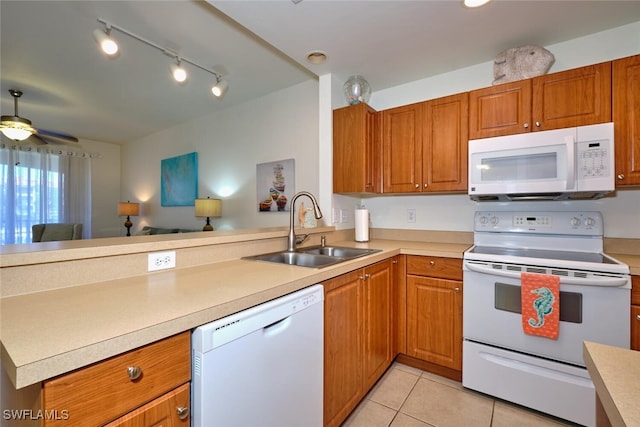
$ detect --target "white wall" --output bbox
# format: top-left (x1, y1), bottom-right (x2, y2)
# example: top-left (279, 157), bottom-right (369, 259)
top-left (332, 22), bottom-right (640, 238)
top-left (85, 139), bottom-right (122, 238)
top-left (121, 79), bottom-right (320, 233)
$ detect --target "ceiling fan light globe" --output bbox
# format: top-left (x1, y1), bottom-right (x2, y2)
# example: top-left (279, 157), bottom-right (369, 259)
top-left (1, 127), bottom-right (33, 141)
top-left (1, 116), bottom-right (35, 141)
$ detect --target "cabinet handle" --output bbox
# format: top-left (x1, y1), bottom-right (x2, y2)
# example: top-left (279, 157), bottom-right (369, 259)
top-left (359, 275), bottom-right (365, 280)
top-left (176, 406), bottom-right (190, 420)
top-left (415, 184), bottom-right (420, 189)
top-left (429, 260), bottom-right (435, 266)
top-left (392, 260), bottom-right (398, 264)
top-left (454, 287), bottom-right (461, 293)
top-left (636, 314), bottom-right (640, 321)
top-left (535, 121), bottom-right (541, 127)
top-left (364, 273), bottom-right (371, 279)
top-left (127, 366), bottom-right (142, 381)
top-left (617, 174), bottom-right (625, 180)
top-left (523, 123), bottom-right (529, 129)
top-left (423, 183), bottom-right (428, 188)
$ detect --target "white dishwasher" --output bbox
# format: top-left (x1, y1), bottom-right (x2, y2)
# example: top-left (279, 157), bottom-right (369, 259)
top-left (191, 284), bottom-right (324, 427)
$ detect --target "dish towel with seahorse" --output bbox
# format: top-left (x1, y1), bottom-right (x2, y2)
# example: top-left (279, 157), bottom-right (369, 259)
top-left (521, 272), bottom-right (560, 340)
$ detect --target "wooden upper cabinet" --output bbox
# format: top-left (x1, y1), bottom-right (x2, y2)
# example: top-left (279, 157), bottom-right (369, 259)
top-left (532, 61), bottom-right (611, 131)
top-left (423, 93), bottom-right (469, 192)
top-left (333, 103), bottom-right (381, 193)
top-left (469, 62), bottom-right (611, 139)
top-left (382, 95), bottom-right (468, 193)
top-left (469, 79), bottom-right (532, 139)
top-left (382, 103), bottom-right (423, 193)
top-left (613, 54), bottom-right (640, 186)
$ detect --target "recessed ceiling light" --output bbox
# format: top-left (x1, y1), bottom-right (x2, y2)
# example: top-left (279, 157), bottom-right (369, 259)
top-left (464, 0), bottom-right (491, 8)
top-left (306, 51), bottom-right (327, 64)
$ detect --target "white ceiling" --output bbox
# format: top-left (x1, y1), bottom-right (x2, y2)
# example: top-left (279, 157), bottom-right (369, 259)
top-left (2, 1), bottom-right (639, 145)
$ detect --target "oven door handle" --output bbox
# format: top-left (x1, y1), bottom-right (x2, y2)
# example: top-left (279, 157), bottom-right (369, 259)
top-left (464, 261), bottom-right (629, 287)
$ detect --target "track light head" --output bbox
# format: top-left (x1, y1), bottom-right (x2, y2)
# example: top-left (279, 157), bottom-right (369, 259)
top-left (170, 60), bottom-right (188, 83)
top-left (93, 25), bottom-right (119, 56)
top-left (211, 78), bottom-right (229, 98)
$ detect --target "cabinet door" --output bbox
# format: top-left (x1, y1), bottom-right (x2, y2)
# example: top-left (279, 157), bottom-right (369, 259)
top-left (407, 275), bottom-right (462, 371)
top-left (632, 305), bottom-right (640, 351)
top-left (324, 271), bottom-right (363, 427)
top-left (362, 260), bottom-right (394, 391)
top-left (613, 54), bottom-right (640, 186)
top-left (532, 62), bottom-right (611, 131)
top-left (423, 93), bottom-right (469, 192)
top-left (333, 103), bottom-right (380, 193)
top-left (382, 103), bottom-right (423, 193)
top-left (468, 79), bottom-right (532, 139)
top-left (105, 383), bottom-right (190, 426)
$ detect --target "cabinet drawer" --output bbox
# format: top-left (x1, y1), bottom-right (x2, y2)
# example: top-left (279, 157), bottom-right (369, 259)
top-left (406, 255), bottom-right (462, 280)
top-left (105, 382), bottom-right (190, 426)
top-left (43, 331), bottom-right (190, 426)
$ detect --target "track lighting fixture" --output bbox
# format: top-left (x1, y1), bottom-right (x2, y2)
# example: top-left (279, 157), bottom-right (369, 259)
top-left (170, 60), bottom-right (188, 83)
top-left (92, 24), bottom-right (119, 56)
top-left (211, 77), bottom-right (229, 98)
top-left (93, 18), bottom-right (228, 96)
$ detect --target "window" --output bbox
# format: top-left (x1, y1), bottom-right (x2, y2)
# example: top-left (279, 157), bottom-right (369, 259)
top-left (0, 145), bottom-right (91, 245)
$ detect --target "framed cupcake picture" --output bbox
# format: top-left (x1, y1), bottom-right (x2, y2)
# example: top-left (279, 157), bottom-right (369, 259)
top-left (256, 158), bottom-right (294, 212)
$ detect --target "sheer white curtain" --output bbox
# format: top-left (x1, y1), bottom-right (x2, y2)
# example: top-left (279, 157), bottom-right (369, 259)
top-left (0, 145), bottom-right (92, 244)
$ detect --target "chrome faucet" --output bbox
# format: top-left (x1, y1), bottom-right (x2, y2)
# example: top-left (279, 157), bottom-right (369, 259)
top-left (288, 191), bottom-right (323, 252)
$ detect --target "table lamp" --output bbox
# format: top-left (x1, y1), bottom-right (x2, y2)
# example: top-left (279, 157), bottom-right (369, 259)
top-left (195, 197), bottom-right (222, 231)
top-left (118, 201), bottom-right (139, 236)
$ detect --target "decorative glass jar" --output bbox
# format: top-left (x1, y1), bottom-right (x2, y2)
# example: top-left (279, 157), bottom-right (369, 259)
top-left (343, 75), bottom-right (371, 105)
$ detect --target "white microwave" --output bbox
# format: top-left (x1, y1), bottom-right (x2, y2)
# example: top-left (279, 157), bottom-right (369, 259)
top-left (468, 122), bottom-right (614, 201)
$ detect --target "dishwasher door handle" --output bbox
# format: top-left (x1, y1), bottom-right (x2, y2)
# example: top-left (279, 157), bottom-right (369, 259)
top-left (263, 316), bottom-right (292, 336)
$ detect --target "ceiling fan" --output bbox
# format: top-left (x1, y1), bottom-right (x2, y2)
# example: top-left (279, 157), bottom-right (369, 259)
top-left (0, 89), bottom-right (79, 145)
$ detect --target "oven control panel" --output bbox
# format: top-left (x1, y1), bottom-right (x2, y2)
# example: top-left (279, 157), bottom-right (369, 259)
top-left (474, 211), bottom-right (603, 235)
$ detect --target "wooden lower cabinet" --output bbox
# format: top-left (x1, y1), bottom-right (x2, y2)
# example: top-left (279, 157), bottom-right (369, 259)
top-left (42, 332), bottom-right (191, 426)
top-left (405, 256), bottom-right (463, 376)
top-left (105, 383), bottom-right (190, 426)
top-left (324, 259), bottom-right (394, 427)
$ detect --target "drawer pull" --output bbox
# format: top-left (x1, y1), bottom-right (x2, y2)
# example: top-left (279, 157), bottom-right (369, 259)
top-left (636, 314), bottom-right (640, 321)
top-left (127, 366), bottom-right (142, 381)
top-left (429, 261), bottom-right (435, 266)
top-left (454, 287), bottom-right (461, 293)
top-left (177, 406), bottom-right (190, 420)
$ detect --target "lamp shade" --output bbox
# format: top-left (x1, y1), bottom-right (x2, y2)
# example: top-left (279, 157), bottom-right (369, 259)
top-left (195, 198), bottom-right (222, 218)
top-left (118, 201), bottom-right (139, 216)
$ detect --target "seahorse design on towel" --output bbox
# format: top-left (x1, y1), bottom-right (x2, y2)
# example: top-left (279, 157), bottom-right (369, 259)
top-left (528, 287), bottom-right (555, 328)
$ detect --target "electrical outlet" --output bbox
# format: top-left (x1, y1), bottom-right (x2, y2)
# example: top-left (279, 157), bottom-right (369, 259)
top-left (340, 209), bottom-right (349, 223)
top-left (407, 208), bottom-right (416, 223)
top-left (148, 251), bottom-right (176, 272)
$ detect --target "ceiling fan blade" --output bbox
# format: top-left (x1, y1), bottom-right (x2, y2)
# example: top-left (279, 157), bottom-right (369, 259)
top-left (35, 128), bottom-right (78, 143)
top-left (29, 134), bottom-right (49, 145)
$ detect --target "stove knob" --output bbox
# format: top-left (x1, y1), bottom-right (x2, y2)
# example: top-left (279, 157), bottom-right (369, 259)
top-left (585, 217), bottom-right (596, 227)
top-left (479, 216), bottom-right (489, 225)
top-left (570, 217), bottom-right (581, 226)
top-left (491, 216), bottom-right (499, 225)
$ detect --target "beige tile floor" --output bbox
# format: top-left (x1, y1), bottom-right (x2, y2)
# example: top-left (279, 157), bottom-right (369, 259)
top-left (342, 363), bottom-right (580, 427)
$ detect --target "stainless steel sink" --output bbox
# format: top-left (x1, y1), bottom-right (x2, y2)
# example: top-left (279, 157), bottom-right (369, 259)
top-left (243, 246), bottom-right (380, 268)
top-left (298, 245), bottom-right (379, 259)
top-left (244, 251), bottom-right (345, 268)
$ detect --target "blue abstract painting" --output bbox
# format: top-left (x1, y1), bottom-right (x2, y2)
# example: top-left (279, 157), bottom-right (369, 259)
top-left (161, 152), bottom-right (198, 206)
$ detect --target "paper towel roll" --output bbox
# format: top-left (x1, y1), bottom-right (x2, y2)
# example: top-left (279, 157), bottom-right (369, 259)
top-left (355, 208), bottom-right (369, 242)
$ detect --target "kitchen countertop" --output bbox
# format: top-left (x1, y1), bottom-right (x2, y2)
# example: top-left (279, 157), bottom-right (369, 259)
top-left (583, 341), bottom-right (640, 427)
top-left (0, 238), bottom-right (469, 389)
